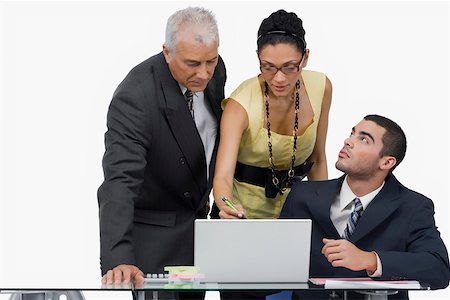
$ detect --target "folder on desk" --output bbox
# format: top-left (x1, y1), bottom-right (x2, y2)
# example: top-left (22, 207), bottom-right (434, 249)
top-left (309, 278), bottom-right (422, 289)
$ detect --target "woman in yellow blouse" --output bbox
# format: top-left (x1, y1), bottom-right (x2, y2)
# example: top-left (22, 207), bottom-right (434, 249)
top-left (213, 9), bottom-right (332, 219)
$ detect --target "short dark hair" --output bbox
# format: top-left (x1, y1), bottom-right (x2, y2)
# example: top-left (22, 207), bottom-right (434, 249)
top-left (257, 9), bottom-right (306, 55)
top-left (364, 114), bottom-right (407, 171)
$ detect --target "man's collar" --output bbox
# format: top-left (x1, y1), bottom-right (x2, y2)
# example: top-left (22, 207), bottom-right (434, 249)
top-left (339, 176), bottom-right (385, 211)
top-left (178, 84), bottom-right (202, 98)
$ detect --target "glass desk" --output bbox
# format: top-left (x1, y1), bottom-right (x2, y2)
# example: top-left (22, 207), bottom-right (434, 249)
top-left (134, 281), bottom-right (430, 300)
top-left (0, 280), bottom-right (132, 300)
top-left (0, 281), bottom-right (430, 300)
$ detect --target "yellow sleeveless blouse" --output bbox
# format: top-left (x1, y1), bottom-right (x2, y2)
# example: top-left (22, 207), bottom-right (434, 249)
top-left (222, 70), bottom-right (326, 219)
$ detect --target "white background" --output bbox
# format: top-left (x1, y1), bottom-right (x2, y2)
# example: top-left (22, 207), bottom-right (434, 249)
top-left (0, 1), bottom-right (449, 299)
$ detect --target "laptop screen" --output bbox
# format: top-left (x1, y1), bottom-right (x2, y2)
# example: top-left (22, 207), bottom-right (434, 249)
top-left (194, 219), bottom-right (311, 283)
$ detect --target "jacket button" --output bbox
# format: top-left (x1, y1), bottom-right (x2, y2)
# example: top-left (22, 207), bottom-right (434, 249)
top-left (179, 157), bottom-right (186, 165)
top-left (183, 191), bottom-right (191, 198)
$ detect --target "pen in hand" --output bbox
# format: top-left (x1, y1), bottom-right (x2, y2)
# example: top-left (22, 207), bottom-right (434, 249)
top-left (221, 196), bottom-right (246, 219)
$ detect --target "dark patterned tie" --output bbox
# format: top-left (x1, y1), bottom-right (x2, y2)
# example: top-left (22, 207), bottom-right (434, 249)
top-left (185, 89), bottom-right (195, 121)
top-left (342, 197), bottom-right (363, 240)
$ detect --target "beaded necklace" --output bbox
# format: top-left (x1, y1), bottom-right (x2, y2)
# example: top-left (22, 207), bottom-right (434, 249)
top-left (264, 79), bottom-right (300, 195)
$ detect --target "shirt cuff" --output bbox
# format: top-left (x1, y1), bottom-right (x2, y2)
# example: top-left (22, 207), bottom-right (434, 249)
top-left (367, 251), bottom-right (382, 277)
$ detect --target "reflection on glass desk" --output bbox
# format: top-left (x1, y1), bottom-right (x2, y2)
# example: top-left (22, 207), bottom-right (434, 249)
top-left (136, 280), bottom-right (430, 291)
top-left (134, 281), bottom-right (430, 300)
top-left (137, 282), bottom-right (310, 290)
top-left (0, 282), bottom-right (133, 300)
top-left (0, 281), bottom-right (431, 300)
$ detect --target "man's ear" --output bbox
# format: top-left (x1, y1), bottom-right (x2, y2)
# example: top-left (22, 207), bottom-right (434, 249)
top-left (162, 44), bottom-right (171, 63)
top-left (380, 156), bottom-right (397, 171)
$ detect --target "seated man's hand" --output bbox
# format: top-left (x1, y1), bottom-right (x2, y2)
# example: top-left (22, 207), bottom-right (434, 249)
top-left (101, 264), bottom-right (145, 285)
top-left (321, 238), bottom-right (377, 273)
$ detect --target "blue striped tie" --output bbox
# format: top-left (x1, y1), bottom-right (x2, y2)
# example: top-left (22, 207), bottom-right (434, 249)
top-left (342, 197), bottom-right (363, 240)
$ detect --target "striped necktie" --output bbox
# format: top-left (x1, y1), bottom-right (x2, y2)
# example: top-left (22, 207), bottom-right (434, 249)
top-left (342, 197), bottom-right (363, 240)
top-left (185, 89), bottom-right (195, 121)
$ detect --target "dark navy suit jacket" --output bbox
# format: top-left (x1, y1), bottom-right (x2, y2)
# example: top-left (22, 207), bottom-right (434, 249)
top-left (280, 174), bottom-right (449, 299)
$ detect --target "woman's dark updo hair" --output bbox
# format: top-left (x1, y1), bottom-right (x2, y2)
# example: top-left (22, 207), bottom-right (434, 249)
top-left (257, 9), bottom-right (306, 55)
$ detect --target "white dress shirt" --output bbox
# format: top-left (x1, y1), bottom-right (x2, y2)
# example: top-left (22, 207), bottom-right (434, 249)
top-left (330, 176), bottom-right (385, 277)
top-left (179, 85), bottom-right (217, 180)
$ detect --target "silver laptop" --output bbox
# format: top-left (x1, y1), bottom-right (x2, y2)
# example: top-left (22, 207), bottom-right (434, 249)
top-left (194, 219), bottom-right (311, 283)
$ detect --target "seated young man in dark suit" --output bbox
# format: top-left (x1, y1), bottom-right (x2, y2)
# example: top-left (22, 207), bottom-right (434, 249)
top-left (280, 114), bottom-right (449, 299)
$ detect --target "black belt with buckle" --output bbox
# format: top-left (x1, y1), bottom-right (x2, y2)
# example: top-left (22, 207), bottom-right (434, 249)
top-left (234, 161), bottom-right (314, 198)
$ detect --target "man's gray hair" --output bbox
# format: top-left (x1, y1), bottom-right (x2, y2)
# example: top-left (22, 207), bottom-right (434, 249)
top-left (165, 7), bottom-right (219, 53)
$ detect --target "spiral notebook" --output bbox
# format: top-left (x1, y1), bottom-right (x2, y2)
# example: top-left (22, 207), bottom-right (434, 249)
top-left (194, 219), bottom-right (311, 283)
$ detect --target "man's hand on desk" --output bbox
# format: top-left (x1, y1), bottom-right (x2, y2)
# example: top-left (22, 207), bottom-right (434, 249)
top-left (101, 264), bottom-right (145, 285)
top-left (322, 238), bottom-right (377, 273)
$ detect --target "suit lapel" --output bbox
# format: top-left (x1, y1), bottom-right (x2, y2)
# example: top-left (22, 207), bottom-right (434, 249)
top-left (351, 175), bottom-right (402, 243)
top-left (307, 174), bottom-right (402, 243)
top-left (196, 81), bottom-right (222, 211)
top-left (204, 76), bottom-right (222, 121)
top-left (154, 53), bottom-right (207, 198)
top-left (203, 76), bottom-right (222, 189)
top-left (307, 177), bottom-right (344, 238)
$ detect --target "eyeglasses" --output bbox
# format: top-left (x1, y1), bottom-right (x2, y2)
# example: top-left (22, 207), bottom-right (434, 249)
top-left (260, 62), bottom-right (302, 75)
top-left (259, 57), bottom-right (304, 76)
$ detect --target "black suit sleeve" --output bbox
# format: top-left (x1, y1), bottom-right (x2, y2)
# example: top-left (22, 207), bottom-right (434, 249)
top-left (217, 55), bottom-right (227, 87)
top-left (97, 85), bottom-right (151, 274)
top-left (377, 198), bottom-right (450, 289)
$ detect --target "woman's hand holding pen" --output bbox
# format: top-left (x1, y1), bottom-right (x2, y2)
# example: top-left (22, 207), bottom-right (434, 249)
top-left (218, 196), bottom-right (246, 219)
